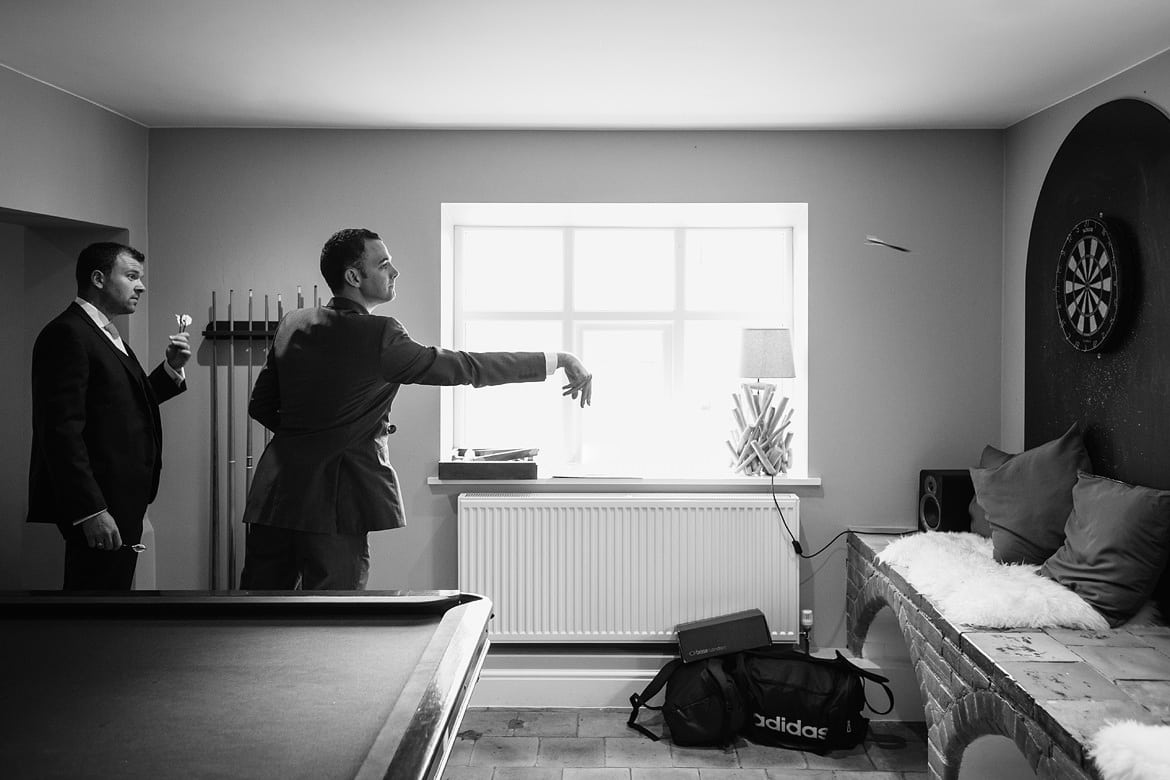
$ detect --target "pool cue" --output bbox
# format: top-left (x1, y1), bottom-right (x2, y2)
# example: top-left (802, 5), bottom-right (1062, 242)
top-left (313, 284), bottom-right (318, 306)
top-left (245, 290), bottom-right (254, 498)
top-left (263, 294), bottom-right (271, 447)
top-left (226, 289), bottom-right (236, 589)
top-left (209, 291), bottom-right (219, 589)
top-left (297, 285), bottom-right (303, 309)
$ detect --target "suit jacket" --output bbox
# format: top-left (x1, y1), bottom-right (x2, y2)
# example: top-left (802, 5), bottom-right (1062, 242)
top-left (27, 303), bottom-right (186, 544)
top-left (244, 297), bottom-right (547, 534)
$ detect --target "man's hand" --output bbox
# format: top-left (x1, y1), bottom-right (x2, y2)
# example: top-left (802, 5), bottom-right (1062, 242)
top-left (166, 331), bottom-right (192, 371)
top-left (557, 352), bottom-right (593, 408)
top-left (82, 510), bottom-right (122, 551)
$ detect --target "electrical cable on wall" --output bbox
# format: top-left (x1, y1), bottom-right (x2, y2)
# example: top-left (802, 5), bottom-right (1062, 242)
top-left (768, 473), bottom-right (910, 559)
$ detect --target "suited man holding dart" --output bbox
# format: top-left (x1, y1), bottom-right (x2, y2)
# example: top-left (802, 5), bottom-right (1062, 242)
top-left (27, 242), bottom-right (191, 590)
top-left (241, 227), bottom-right (592, 590)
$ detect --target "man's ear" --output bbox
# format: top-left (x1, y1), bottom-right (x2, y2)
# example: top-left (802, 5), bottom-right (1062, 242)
top-left (344, 266), bottom-right (361, 288)
top-left (91, 270), bottom-right (105, 290)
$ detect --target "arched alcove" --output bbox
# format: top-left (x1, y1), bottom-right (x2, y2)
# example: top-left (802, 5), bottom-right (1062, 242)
top-left (1024, 98), bottom-right (1170, 487)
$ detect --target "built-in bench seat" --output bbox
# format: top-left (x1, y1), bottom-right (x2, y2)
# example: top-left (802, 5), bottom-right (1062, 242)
top-left (846, 531), bottom-right (1170, 780)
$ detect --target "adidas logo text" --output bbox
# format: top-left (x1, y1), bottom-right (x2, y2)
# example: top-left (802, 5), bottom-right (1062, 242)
top-left (753, 713), bottom-right (828, 741)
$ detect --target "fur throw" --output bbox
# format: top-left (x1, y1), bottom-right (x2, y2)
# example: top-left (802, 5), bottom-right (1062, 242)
top-left (1091, 721), bottom-right (1170, 780)
top-left (876, 532), bottom-right (1108, 630)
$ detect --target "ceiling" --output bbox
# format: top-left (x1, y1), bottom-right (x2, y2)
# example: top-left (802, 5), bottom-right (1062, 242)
top-left (3, 1), bottom-right (1170, 130)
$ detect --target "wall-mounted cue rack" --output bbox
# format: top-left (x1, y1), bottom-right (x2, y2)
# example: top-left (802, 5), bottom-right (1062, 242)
top-left (205, 285), bottom-right (319, 589)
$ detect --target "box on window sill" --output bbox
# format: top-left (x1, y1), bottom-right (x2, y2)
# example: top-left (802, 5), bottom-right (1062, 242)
top-left (437, 461), bottom-right (538, 480)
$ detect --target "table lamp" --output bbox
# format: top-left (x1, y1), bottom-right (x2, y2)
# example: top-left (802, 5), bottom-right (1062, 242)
top-left (729, 328), bottom-right (796, 476)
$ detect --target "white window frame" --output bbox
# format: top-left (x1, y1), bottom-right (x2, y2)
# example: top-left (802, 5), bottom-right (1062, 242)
top-left (439, 203), bottom-right (809, 477)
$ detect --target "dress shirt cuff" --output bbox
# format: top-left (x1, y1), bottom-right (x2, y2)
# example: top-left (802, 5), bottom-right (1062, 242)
top-left (74, 508), bottom-right (106, 526)
top-left (165, 361), bottom-right (185, 384)
top-left (545, 352), bottom-right (558, 376)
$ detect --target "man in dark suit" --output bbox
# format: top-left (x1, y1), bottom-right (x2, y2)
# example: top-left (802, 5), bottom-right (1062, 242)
top-left (241, 227), bottom-right (592, 590)
top-left (27, 242), bottom-right (191, 590)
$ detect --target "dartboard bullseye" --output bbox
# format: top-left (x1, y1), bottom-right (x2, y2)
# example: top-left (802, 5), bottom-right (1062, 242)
top-left (1055, 217), bottom-right (1120, 352)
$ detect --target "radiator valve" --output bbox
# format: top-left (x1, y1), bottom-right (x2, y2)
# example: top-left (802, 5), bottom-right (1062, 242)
top-left (799, 608), bottom-right (814, 654)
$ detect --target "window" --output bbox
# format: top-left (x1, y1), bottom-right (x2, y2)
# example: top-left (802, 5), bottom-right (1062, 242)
top-left (441, 203), bottom-right (808, 478)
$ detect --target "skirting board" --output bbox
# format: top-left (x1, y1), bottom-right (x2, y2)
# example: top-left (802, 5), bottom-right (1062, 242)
top-left (472, 650), bottom-right (675, 709)
top-left (472, 647), bottom-right (923, 721)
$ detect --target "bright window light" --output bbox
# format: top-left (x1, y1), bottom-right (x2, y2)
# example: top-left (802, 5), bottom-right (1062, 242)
top-left (440, 203), bottom-right (808, 478)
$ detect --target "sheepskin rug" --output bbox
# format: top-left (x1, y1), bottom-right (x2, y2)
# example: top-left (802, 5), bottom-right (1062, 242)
top-left (876, 532), bottom-right (1108, 630)
top-left (1091, 720), bottom-right (1170, 780)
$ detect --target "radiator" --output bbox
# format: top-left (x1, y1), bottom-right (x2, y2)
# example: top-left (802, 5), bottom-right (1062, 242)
top-left (457, 493), bottom-right (800, 643)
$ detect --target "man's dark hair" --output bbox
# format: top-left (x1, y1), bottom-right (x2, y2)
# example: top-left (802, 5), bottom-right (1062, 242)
top-left (320, 228), bottom-right (381, 293)
top-left (76, 242), bottom-right (145, 294)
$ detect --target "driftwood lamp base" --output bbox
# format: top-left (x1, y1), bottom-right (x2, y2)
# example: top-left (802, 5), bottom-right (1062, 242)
top-left (727, 382), bottom-right (793, 476)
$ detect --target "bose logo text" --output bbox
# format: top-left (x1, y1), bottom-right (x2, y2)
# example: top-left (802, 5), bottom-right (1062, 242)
top-left (685, 645), bottom-right (727, 657)
top-left (753, 713), bottom-right (828, 741)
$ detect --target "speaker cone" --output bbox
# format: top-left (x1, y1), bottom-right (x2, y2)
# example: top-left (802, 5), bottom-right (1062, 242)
top-left (919, 492), bottom-right (941, 531)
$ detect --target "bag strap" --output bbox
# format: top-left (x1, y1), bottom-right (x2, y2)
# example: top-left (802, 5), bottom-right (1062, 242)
top-left (861, 676), bottom-right (896, 715)
top-left (704, 659), bottom-right (742, 746)
top-left (831, 651), bottom-right (894, 715)
top-left (739, 647), bottom-right (896, 717)
top-left (627, 658), bottom-right (682, 741)
top-left (831, 650), bottom-right (889, 682)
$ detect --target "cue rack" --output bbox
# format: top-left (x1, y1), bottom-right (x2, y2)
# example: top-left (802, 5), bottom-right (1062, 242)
top-left (203, 284), bottom-right (320, 589)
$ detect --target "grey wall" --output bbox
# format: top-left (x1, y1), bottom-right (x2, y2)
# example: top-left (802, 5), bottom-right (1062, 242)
top-left (1003, 49), bottom-right (1170, 450)
top-left (0, 68), bottom-right (149, 588)
top-left (147, 128), bottom-right (1004, 646)
top-left (0, 67), bottom-right (148, 233)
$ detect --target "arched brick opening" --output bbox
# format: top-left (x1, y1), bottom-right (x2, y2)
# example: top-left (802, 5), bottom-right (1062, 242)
top-left (847, 575), bottom-right (892, 656)
top-left (847, 568), bottom-right (933, 722)
top-left (931, 691), bottom-right (1041, 779)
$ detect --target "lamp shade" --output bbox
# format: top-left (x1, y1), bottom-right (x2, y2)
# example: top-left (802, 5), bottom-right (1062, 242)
top-left (740, 328), bottom-right (795, 379)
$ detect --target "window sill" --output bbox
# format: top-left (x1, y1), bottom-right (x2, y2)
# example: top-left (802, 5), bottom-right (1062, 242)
top-left (427, 475), bottom-right (822, 493)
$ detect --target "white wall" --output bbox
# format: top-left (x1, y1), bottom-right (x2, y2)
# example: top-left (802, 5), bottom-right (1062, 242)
top-left (146, 128), bottom-right (1004, 649)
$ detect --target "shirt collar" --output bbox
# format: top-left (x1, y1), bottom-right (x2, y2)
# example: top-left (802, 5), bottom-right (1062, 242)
top-left (327, 297), bottom-right (369, 315)
top-left (75, 297), bottom-right (113, 329)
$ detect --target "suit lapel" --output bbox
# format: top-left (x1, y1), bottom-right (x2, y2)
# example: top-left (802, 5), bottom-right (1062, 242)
top-left (68, 303), bottom-right (156, 411)
top-left (70, 303), bottom-right (130, 360)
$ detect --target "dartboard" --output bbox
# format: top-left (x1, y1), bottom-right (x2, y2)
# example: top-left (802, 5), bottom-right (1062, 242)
top-left (1055, 217), bottom-right (1120, 352)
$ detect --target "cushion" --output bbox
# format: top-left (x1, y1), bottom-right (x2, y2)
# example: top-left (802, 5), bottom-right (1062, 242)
top-left (1041, 472), bottom-right (1170, 627)
top-left (968, 445), bottom-right (1012, 538)
top-left (969, 423), bottom-right (1091, 564)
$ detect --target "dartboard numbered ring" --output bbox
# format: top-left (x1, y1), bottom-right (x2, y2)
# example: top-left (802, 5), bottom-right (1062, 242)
top-left (1055, 217), bottom-right (1120, 352)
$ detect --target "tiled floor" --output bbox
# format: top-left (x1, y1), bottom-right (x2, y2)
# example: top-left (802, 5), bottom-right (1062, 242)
top-left (443, 708), bottom-right (928, 779)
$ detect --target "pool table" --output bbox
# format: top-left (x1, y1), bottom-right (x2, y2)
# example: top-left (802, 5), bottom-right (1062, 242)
top-left (0, 590), bottom-right (492, 780)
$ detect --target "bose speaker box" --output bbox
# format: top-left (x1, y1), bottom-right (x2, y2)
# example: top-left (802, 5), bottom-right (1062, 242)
top-left (676, 609), bottom-right (772, 662)
top-left (918, 469), bottom-right (975, 533)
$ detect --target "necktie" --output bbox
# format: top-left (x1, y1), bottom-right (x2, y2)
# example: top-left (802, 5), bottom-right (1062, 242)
top-left (104, 321), bottom-right (127, 354)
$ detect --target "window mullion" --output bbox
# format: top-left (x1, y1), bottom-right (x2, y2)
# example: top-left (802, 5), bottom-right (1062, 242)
top-left (563, 227), bottom-right (579, 462)
top-left (673, 228), bottom-right (686, 398)
top-left (452, 227), bottom-right (465, 449)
